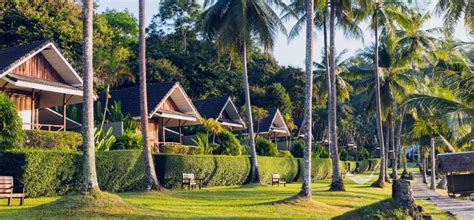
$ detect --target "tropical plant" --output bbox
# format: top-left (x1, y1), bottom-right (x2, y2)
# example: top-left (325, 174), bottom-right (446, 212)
top-left (214, 130), bottom-right (242, 155)
top-left (201, 118), bottom-right (223, 144)
top-left (94, 128), bottom-right (116, 151)
top-left (192, 132), bottom-right (214, 154)
top-left (111, 130), bottom-right (143, 150)
top-left (81, 0), bottom-right (100, 192)
top-left (436, 0), bottom-right (473, 32)
top-left (251, 106), bottom-right (268, 134)
top-left (256, 136), bottom-right (279, 156)
top-left (0, 93), bottom-right (25, 150)
top-left (202, 0), bottom-right (286, 183)
top-left (138, 0), bottom-right (161, 191)
top-left (108, 101), bottom-right (125, 122)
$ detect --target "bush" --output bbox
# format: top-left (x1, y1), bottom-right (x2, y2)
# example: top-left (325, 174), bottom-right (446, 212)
top-left (160, 143), bottom-right (203, 155)
top-left (256, 137), bottom-right (279, 156)
top-left (258, 156), bottom-right (299, 183)
top-left (154, 154), bottom-right (249, 188)
top-left (0, 93), bottom-right (25, 149)
top-left (111, 130), bottom-right (142, 150)
top-left (279, 150), bottom-right (293, 158)
top-left (290, 139), bottom-right (304, 158)
top-left (213, 130), bottom-right (242, 155)
top-left (24, 130), bottom-right (82, 151)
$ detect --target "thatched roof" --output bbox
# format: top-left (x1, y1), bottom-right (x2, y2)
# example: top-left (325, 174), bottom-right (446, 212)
top-left (437, 151), bottom-right (474, 173)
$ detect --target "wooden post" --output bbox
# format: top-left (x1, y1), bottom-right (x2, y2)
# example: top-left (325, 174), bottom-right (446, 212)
top-left (161, 117), bottom-right (166, 145)
top-left (31, 90), bottom-right (35, 130)
top-left (63, 94), bottom-right (67, 131)
top-left (179, 119), bottom-right (182, 144)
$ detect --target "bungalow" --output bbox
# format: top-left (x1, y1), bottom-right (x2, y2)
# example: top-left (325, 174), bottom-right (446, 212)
top-left (98, 82), bottom-right (201, 148)
top-left (255, 108), bottom-right (290, 143)
top-left (0, 40), bottom-right (83, 131)
top-left (193, 96), bottom-right (246, 130)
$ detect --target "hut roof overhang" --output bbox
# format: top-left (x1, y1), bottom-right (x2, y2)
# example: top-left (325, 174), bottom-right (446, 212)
top-left (437, 151), bottom-right (474, 173)
top-left (193, 96), bottom-right (246, 129)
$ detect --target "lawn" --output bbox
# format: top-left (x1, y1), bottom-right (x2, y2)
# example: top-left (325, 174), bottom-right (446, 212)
top-left (0, 172), bottom-right (453, 219)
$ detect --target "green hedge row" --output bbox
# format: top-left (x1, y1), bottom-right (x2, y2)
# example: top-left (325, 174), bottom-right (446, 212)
top-left (24, 130), bottom-right (82, 151)
top-left (0, 150), bottom-right (375, 197)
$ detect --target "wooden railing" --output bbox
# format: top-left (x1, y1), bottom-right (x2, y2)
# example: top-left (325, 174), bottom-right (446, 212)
top-left (23, 123), bottom-right (65, 131)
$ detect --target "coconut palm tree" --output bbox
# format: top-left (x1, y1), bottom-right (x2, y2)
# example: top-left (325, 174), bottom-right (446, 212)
top-left (202, 118), bottom-right (223, 144)
top-left (138, 0), bottom-right (161, 191)
top-left (82, 0), bottom-right (100, 192)
top-left (252, 106), bottom-right (268, 135)
top-left (436, 0), bottom-right (473, 32)
top-left (299, 0), bottom-right (315, 199)
top-left (202, 0), bottom-right (286, 183)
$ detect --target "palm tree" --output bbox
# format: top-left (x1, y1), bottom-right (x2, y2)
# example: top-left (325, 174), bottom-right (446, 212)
top-left (299, 0), bottom-right (315, 199)
top-left (82, 0), bottom-right (100, 192)
top-left (252, 106), bottom-right (268, 135)
top-left (202, 0), bottom-right (286, 183)
top-left (138, 0), bottom-right (161, 191)
top-left (202, 118), bottom-right (223, 144)
top-left (436, 0), bottom-right (473, 32)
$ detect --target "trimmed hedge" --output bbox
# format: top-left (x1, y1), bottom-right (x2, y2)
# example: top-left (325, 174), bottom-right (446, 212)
top-left (24, 130), bottom-right (82, 151)
top-left (159, 143), bottom-right (203, 155)
top-left (0, 149), bottom-right (375, 197)
top-left (356, 159), bottom-right (380, 173)
top-left (154, 154), bottom-right (249, 188)
top-left (258, 156), bottom-right (299, 183)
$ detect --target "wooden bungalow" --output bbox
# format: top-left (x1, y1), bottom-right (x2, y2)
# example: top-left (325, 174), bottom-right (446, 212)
top-left (98, 82), bottom-right (201, 148)
top-left (437, 151), bottom-right (474, 197)
top-left (0, 40), bottom-right (83, 131)
top-left (193, 96), bottom-right (245, 130)
top-left (255, 108), bottom-right (290, 142)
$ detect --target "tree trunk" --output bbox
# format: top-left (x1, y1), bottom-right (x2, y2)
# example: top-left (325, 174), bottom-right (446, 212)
top-left (394, 114), bottom-right (403, 180)
top-left (299, 0), bottom-right (314, 199)
top-left (371, 4), bottom-right (386, 188)
top-left (328, 1), bottom-right (344, 191)
top-left (99, 84), bottom-right (110, 130)
top-left (430, 137), bottom-right (436, 191)
top-left (390, 117), bottom-right (395, 179)
top-left (437, 176), bottom-right (447, 189)
top-left (240, 43), bottom-right (260, 184)
top-left (82, 0), bottom-right (100, 192)
top-left (384, 123), bottom-right (391, 183)
top-left (422, 150), bottom-right (427, 184)
top-left (139, 0), bottom-right (161, 191)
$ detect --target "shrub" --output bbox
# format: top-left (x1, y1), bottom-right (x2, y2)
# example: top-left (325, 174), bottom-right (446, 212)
top-left (0, 93), bottom-right (25, 149)
top-left (279, 150), bottom-right (293, 158)
top-left (24, 130), bottom-right (82, 151)
top-left (213, 130), bottom-right (242, 155)
top-left (256, 137), bottom-right (279, 156)
top-left (241, 145), bottom-right (251, 155)
top-left (154, 154), bottom-right (250, 188)
top-left (160, 143), bottom-right (203, 155)
top-left (111, 130), bottom-right (142, 150)
top-left (258, 156), bottom-right (299, 183)
top-left (290, 139), bottom-right (304, 158)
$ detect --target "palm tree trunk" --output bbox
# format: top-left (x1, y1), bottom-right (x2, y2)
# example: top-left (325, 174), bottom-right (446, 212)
top-left (299, 0), bottom-right (314, 199)
top-left (240, 43), bottom-right (259, 183)
top-left (328, 1), bottom-right (344, 192)
top-left (384, 122), bottom-right (391, 183)
top-left (422, 149), bottom-right (427, 184)
top-left (393, 115), bottom-right (403, 180)
top-left (82, 0), bottom-right (100, 192)
top-left (390, 117), bottom-right (395, 179)
top-left (371, 4), bottom-right (386, 188)
top-left (430, 137), bottom-right (436, 191)
top-left (139, 0), bottom-right (161, 191)
top-left (99, 84), bottom-right (110, 130)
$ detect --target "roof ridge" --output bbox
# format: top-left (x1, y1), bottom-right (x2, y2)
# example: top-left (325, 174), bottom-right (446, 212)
top-left (102, 82), bottom-right (177, 94)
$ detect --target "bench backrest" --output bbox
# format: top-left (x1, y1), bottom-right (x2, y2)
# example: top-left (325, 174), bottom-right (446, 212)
top-left (182, 173), bottom-right (195, 183)
top-left (272, 174), bottom-right (281, 180)
top-left (0, 176), bottom-right (13, 194)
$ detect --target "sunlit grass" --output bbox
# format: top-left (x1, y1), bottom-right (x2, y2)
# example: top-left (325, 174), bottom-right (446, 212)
top-left (0, 168), bottom-right (453, 219)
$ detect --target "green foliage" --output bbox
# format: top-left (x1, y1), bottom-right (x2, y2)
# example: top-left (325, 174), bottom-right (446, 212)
top-left (0, 93), bottom-right (25, 149)
top-left (95, 128), bottom-right (116, 151)
top-left (111, 130), bottom-right (142, 150)
top-left (154, 154), bottom-right (250, 188)
top-left (24, 130), bottom-right (82, 151)
top-left (108, 101), bottom-right (125, 122)
top-left (192, 132), bottom-right (213, 154)
top-left (258, 156), bottom-right (299, 183)
top-left (290, 139), bottom-right (304, 158)
top-left (256, 137), bottom-right (279, 156)
top-left (266, 83), bottom-right (294, 116)
top-left (160, 143), bottom-right (203, 155)
top-left (213, 130), bottom-right (242, 155)
top-left (279, 150), bottom-right (294, 158)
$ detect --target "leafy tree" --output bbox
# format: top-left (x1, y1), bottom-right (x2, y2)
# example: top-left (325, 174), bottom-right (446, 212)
top-left (266, 83), bottom-right (294, 116)
top-left (256, 136), bottom-right (279, 156)
top-left (0, 93), bottom-right (25, 150)
top-left (251, 106), bottom-right (268, 135)
top-left (436, 0), bottom-right (473, 32)
top-left (202, 0), bottom-right (286, 183)
top-left (214, 130), bottom-right (242, 155)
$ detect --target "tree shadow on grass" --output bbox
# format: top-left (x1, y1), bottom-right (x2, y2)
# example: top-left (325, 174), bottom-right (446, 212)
top-left (332, 199), bottom-right (403, 220)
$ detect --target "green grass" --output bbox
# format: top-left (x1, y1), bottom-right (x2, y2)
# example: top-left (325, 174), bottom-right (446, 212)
top-left (0, 170), bottom-right (453, 219)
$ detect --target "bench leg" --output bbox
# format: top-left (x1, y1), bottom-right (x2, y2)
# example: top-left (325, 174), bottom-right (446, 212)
top-left (20, 197), bottom-right (24, 206)
top-left (188, 184), bottom-right (190, 190)
top-left (7, 198), bottom-right (11, 206)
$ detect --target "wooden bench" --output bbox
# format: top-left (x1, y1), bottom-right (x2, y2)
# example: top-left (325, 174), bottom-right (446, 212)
top-left (0, 176), bottom-right (25, 206)
top-left (181, 173), bottom-right (202, 190)
top-left (271, 174), bottom-right (286, 187)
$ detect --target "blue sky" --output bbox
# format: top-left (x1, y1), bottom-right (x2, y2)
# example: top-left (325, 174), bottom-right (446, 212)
top-left (96, 0), bottom-right (471, 68)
